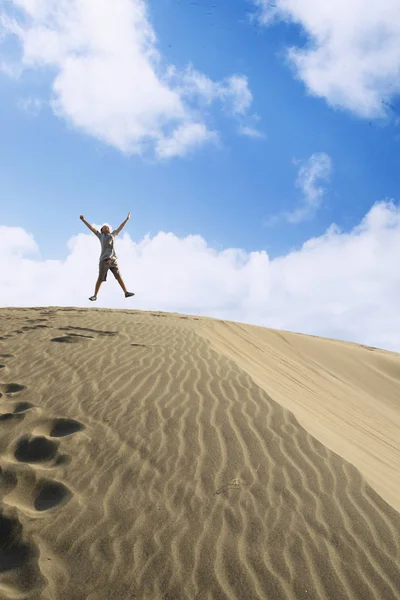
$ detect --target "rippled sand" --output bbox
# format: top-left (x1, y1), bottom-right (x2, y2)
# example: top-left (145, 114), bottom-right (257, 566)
top-left (0, 307), bottom-right (399, 599)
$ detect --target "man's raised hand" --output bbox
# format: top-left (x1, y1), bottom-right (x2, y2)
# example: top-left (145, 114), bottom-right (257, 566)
top-left (127, 212), bottom-right (131, 220)
top-left (80, 215), bottom-right (85, 221)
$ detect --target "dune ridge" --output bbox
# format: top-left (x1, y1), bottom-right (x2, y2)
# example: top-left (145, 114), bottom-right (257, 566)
top-left (0, 307), bottom-right (399, 599)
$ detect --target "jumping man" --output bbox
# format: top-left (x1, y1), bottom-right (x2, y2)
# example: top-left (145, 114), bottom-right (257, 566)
top-left (80, 213), bottom-right (135, 302)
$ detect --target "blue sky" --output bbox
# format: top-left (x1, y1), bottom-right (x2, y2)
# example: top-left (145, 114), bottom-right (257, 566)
top-left (1, 0), bottom-right (400, 350)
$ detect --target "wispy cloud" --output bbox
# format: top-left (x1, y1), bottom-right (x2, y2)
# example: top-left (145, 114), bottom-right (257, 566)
top-left (287, 153), bottom-right (332, 223)
top-left (238, 125), bottom-right (266, 139)
top-left (265, 152), bottom-right (332, 225)
top-left (156, 123), bottom-right (218, 159)
top-left (17, 97), bottom-right (43, 116)
top-left (174, 67), bottom-right (263, 139)
top-left (251, 0), bottom-right (280, 25)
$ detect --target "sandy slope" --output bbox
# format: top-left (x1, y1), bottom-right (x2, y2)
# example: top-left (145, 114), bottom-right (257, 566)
top-left (0, 307), bottom-right (399, 600)
top-left (198, 320), bottom-right (400, 513)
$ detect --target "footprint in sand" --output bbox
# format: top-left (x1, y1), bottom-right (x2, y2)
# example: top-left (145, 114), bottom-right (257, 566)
top-left (0, 465), bottom-right (18, 497)
top-left (34, 417), bottom-right (86, 439)
top-left (27, 318), bottom-right (48, 322)
top-left (2, 324), bottom-right (49, 339)
top-left (34, 479), bottom-right (72, 511)
top-left (0, 382), bottom-right (86, 468)
top-left (0, 379), bottom-right (85, 460)
top-left (14, 435), bottom-right (60, 465)
top-left (0, 406), bottom-right (84, 512)
top-left (13, 402), bottom-right (35, 414)
top-left (0, 403), bottom-right (36, 425)
top-left (0, 480), bottom-right (67, 596)
top-left (2, 421), bottom-right (82, 535)
top-left (51, 333), bottom-right (95, 343)
top-left (0, 510), bottom-right (45, 597)
top-left (0, 413), bottom-right (25, 424)
top-left (0, 383), bottom-right (26, 398)
top-left (51, 326), bottom-right (119, 343)
top-left (0, 375), bottom-right (84, 488)
top-left (0, 355), bottom-right (14, 375)
top-left (49, 418), bottom-right (85, 438)
top-left (0, 363), bottom-right (86, 594)
top-left (0, 380), bottom-right (29, 423)
top-left (59, 326), bottom-right (118, 337)
top-left (0, 512), bottom-right (33, 571)
top-left (1, 465), bottom-right (72, 513)
top-left (9, 407), bottom-right (86, 468)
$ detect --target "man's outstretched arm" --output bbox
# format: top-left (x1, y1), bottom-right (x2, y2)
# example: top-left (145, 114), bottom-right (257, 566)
top-left (80, 215), bottom-right (99, 235)
top-left (114, 211), bottom-right (131, 235)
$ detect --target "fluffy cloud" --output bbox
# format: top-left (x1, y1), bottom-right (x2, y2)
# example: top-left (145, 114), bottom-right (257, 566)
top-left (2, 200), bottom-right (400, 352)
top-left (0, 0), bottom-right (254, 157)
top-left (253, 0), bottom-right (400, 118)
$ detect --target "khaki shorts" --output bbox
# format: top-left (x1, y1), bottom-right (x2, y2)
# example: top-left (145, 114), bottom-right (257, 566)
top-left (99, 257), bottom-right (120, 282)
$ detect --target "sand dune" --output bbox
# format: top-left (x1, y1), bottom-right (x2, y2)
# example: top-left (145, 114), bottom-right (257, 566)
top-left (0, 307), bottom-right (399, 600)
top-left (198, 320), bottom-right (400, 513)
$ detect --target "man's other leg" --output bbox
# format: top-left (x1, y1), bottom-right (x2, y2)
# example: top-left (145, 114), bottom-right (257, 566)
top-left (112, 264), bottom-right (134, 297)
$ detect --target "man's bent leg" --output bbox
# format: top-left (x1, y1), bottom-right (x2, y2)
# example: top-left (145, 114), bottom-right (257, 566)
top-left (114, 272), bottom-right (134, 298)
top-left (111, 262), bottom-right (127, 294)
top-left (115, 274), bottom-right (128, 294)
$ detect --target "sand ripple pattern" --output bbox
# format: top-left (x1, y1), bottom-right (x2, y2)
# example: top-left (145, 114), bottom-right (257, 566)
top-left (0, 308), bottom-right (399, 599)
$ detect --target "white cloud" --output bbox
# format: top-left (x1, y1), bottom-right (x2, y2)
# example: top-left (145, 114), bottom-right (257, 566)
top-left (253, 0), bottom-right (400, 118)
top-left (170, 67), bottom-right (262, 137)
top-left (0, 0), bottom-right (255, 158)
top-left (0, 226), bottom-right (38, 256)
top-left (265, 152), bottom-right (332, 225)
top-left (2, 200), bottom-right (400, 352)
top-left (252, 0), bottom-right (279, 25)
top-left (175, 68), bottom-right (253, 115)
top-left (286, 152), bottom-right (332, 223)
top-left (18, 96), bottom-right (43, 115)
top-left (156, 122), bottom-right (218, 159)
top-left (238, 125), bottom-right (266, 139)
top-left (223, 75), bottom-right (253, 115)
top-left (237, 112), bottom-right (265, 139)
